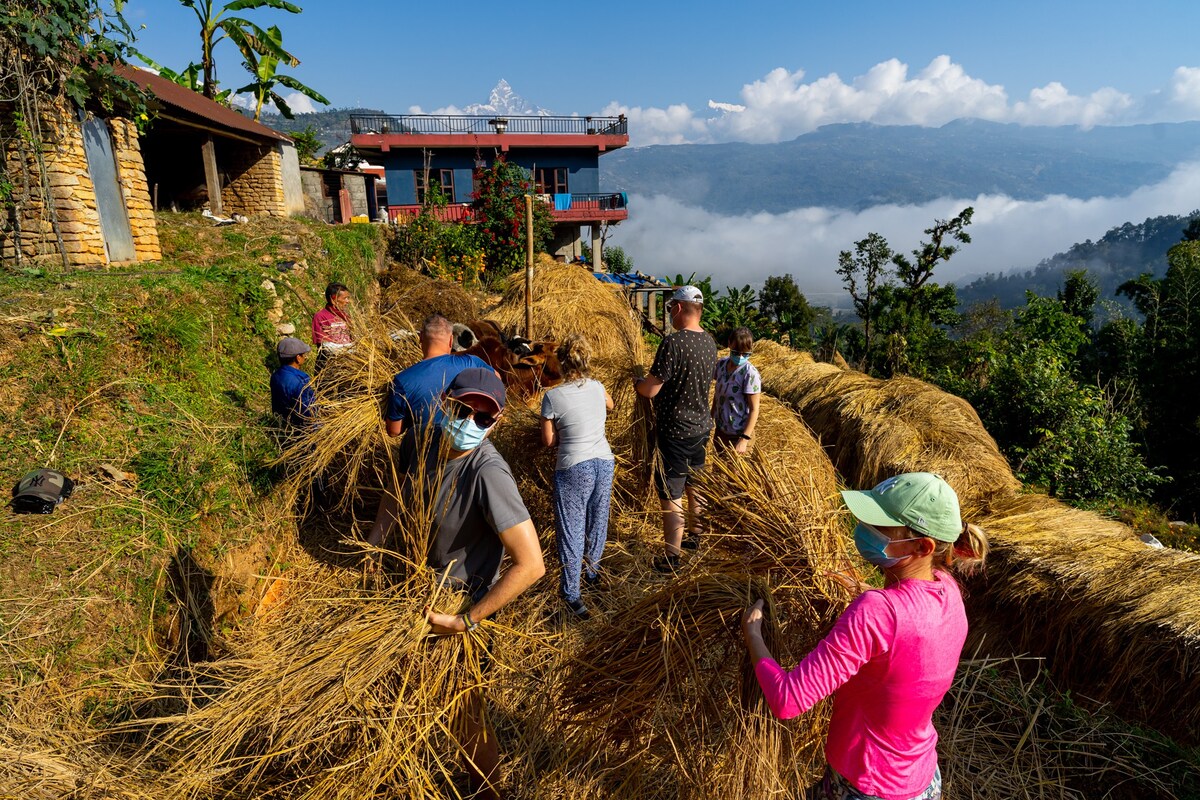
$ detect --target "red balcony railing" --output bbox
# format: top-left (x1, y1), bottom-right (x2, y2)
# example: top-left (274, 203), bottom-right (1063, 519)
top-left (389, 193), bottom-right (628, 225)
top-left (388, 204), bottom-right (475, 224)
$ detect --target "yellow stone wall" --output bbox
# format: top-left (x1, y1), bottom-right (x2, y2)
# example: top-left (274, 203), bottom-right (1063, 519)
top-left (222, 143), bottom-right (286, 217)
top-left (109, 118), bottom-right (162, 262)
top-left (1, 104), bottom-right (161, 267)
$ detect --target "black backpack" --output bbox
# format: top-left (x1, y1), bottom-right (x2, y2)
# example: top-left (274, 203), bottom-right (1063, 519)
top-left (11, 469), bottom-right (75, 514)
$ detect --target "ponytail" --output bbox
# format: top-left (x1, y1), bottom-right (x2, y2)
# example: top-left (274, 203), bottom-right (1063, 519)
top-left (932, 523), bottom-right (988, 577)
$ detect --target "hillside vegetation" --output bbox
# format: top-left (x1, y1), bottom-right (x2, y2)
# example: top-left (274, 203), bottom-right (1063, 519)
top-left (957, 211), bottom-right (1200, 309)
top-left (0, 215), bottom-right (384, 701)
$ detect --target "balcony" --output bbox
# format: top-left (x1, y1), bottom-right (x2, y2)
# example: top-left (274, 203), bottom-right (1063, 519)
top-left (351, 114), bottom-right (629, 154)
top-left (388, 204), bottom-right (475, 224)
top-left (388, 193), bottom-right (628, 226)
top-left (351, 114), bottom-right (627, 136)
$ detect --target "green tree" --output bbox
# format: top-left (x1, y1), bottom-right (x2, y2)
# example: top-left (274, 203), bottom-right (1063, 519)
top-left (472, 158), bottom-right (553, 280)
top-left (836, 233), bottom-right (892, 366)
top-left (289, 124), bottom-right (322, 164)
top-left (179, 0), bottom-right (303, 100)
top-left (603, 245), bottom-right (633, 274)
top-left (233, 24), bottom-right (327, 120)
top-left (759, 274), bottom-right (817, 346)
top-left (707, 285), bottom-right (774, 343)
top-left (890, 207), bottom-right (972, 336)
top-left (1127, 241), bottom-right (1200, 509)
top-left (3, 0), bottom-right (147, 114)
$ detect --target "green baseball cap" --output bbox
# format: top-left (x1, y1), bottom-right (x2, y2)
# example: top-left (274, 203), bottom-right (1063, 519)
top-left (841, 472), bottom-right (963, 543)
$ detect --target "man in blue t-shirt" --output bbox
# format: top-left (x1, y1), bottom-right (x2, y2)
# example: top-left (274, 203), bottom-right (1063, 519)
top-left (270, 337), bottom-right (315, 429)
top-left (366, 314), bottom-right (492, 550)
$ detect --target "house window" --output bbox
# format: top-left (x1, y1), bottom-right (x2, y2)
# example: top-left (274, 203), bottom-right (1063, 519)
top-left (535, 167), bottom-right (568, 195)
top-left (415, 169), bottom-right (456, 204)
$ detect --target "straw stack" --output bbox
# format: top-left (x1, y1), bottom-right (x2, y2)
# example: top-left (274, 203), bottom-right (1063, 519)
top-left (967, 493), bottom-right (1200, 744)
top-left (378, 263), bottom-right (479, 325)
top-left (561, 573), bottom-right (830, 797)
top-left (486, 258), bottom-right (655, 513)
top-left (752, 340), bottom-right (1018, 517)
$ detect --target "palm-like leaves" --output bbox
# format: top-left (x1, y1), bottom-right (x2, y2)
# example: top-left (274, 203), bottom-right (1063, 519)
top-left (233, 25), bottom-right (328, 120)
top-left (179, 0), bottom-right (303, 99)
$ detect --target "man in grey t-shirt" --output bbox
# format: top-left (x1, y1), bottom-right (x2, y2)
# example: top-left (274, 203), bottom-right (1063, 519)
top-left (421, 368), bottom-right (545, 800)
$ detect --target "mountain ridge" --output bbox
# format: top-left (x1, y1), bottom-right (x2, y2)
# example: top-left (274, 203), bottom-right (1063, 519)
top-left (600, 118), bottom-right (1200, 213)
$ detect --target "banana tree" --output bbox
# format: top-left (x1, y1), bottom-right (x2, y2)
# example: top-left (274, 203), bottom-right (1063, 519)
top-left (179, 0), bottom-right (303, 99)
top-left (234, 25), bottom-right (328, 120)
top-left (130, 49), bottom-right (232, 104)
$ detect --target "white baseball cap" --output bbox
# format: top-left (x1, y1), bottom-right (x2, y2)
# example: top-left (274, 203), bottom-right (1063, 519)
top-left (670, 285), bottom-right (703, 304)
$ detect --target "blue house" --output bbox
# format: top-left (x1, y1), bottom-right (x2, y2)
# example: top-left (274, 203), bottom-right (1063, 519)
top-left (350, 113), bottom-right (628, 268)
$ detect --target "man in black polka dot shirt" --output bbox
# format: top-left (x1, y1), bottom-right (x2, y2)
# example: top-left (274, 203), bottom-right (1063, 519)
top-left (635, 285), bottom-right (718, 571)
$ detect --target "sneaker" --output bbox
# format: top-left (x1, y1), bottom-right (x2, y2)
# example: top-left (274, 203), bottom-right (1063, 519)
top-left (565, 598), bottom-right (590, 620)
top-left (652, 554), bottom-right (681, 573)
top-left (681, 532), bottom-right (701, 550)
top-left (584, 570), bottom-right (601, 586)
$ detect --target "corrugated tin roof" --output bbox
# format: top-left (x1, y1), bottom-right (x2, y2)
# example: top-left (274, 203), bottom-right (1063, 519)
top-left (116, 64), bottom-right (292, 144)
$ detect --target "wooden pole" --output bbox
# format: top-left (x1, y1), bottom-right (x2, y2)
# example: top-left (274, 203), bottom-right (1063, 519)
top-left (201, 135), bottom-right (222, 216)
top-left (525, 194), bottom-right (534, 338)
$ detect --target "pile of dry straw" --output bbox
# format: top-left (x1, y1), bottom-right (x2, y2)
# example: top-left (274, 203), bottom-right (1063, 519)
top-left (2, 264), bottom-right (1194, 798)
top-left (753, 339), bottom-right (1200, 747)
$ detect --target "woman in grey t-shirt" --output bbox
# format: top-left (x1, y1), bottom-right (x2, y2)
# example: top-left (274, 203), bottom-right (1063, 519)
top-left (540, 334), bottom-right (615, 619)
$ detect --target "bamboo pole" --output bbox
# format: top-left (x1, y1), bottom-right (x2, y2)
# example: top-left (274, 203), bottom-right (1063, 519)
top-left (525, 194), bottom-right (534, 338)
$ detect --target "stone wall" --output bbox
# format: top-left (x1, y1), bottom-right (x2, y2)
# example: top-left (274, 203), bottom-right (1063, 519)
top-left (222, 143), bottom-right (286, 217)
top-left (108, 118), bottom-right (161, 262)
top-left (1, 103), bottom-right (160, 267)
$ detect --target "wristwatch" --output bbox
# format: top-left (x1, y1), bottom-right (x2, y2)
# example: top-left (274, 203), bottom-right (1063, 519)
top-left (738, 434), bottom-right (752, 441)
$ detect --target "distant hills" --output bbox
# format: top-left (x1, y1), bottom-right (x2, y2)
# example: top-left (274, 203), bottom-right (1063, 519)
top-left (957, 212), bottom-right (1200, 310)
top-left (600, 119), bottom-right (1200, 214)
top-left (261, 107), bottom-right (386, 152)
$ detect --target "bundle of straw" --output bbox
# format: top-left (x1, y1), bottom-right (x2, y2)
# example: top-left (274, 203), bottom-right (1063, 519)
top-left (280, 307), bottom-right (421, 514)
top-left (694, 396), bottom-right (846, 584)
top-left (378, 264), bottom-right (479, 324)
top-left (752, 340), bottom-right (1017, 517)
top-left (561, 572), bottom-right (829, 796)
top-left (966, 493), bottom-right (1200, 745)
top-left (123, 568), bottom-right (489, 799)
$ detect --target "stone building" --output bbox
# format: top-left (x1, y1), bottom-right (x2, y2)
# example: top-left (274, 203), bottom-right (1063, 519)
top-left (0, 65), bottom-right (304, 269)
top-left (119, 66), bottom-right (304, 220)
top-left (1, 98), bottom-right (162, 267)
top-left (299, 165), bottom-right (379, 223)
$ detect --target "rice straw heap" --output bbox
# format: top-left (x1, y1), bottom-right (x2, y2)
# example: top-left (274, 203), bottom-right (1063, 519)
top-left (4, 263), bottom-right (1198, 798)
top-left (751, 340), bottom-right (1018, 517)
top-left (966, 493), bottom-right (1200, 745)
top-left (378, 263), bottom-right (479, 325)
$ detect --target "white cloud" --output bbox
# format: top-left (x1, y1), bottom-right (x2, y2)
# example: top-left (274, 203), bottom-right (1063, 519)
top-left (607, 161), bottom-right (1200, 306)
top-left (609, 57), bottom-right (1200, 146)
top-left (600, 101), bottom-right (708, 146)
top-left (278, 92), bottom-right (319, 115)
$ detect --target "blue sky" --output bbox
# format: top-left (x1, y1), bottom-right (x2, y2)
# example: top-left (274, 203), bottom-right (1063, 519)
top-left (126, 1), bottom-right (1200, 144)
top-left (124, 1), bottom-right (1200, 292)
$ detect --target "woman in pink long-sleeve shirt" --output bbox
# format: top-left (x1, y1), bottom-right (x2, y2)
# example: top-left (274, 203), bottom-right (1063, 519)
top-left (741, 472), bottom-right (988, 800)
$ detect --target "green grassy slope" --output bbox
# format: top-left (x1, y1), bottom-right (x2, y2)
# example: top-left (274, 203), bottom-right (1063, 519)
top-left (0, 214), bottom-right (385, 704)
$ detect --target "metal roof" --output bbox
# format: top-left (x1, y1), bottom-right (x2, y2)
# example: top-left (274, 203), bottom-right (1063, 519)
top-left (115, 64), bottom-right (292, 144)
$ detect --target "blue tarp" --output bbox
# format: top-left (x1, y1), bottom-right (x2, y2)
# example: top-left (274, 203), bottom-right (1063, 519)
top-left (554, 193), bottom-right (573, 211)
top-left (593, 272), bottom-right (658, 288)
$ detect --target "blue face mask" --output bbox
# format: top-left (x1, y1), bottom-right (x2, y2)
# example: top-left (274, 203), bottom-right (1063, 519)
top-left (442, 416), bottom-right (489, 451)
top-left (730, 353), bottom-right (750, 367)
top-left (853, 522), bottom-right (920, 568)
